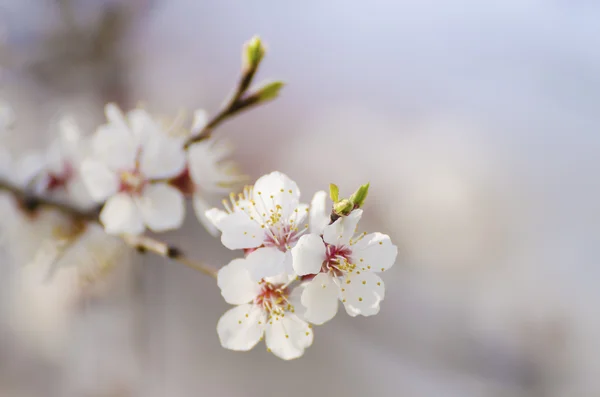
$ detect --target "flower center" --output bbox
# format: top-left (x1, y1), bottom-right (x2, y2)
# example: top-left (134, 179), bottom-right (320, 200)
top-left (46, 161), bottom-right (74, 192)
top-left (169, 167), bottom-right (196, 196)
top-left (323, 243), bottom-right (354, 277)
top-left (255, 282), bottom-right (293, 317)
top-left (119, 170), bottom-right (146, 195)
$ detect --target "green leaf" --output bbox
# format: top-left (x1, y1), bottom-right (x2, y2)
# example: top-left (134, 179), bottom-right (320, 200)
top-left (256, 81), bottom-right (284, 101)
top-left (329, 183), bottom-right (340, 203)
top-left (349, 183), bottom-right (370, 208)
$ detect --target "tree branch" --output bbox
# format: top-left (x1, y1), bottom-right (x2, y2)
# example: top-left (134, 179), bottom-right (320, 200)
top-left (0, 178), bottom-right (218, 279)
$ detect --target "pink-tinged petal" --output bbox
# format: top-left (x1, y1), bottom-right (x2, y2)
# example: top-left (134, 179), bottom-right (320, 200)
top-left (245, 247), bottom-right (286, 281)
top-left (309, 190), bottom-right (329, 235)
top-left (193, 195), bottom-right (220, 236)
top-left (340, 271), bottom-right (385, 317)
top-left (80, 159), bottom-right (120, 202)
top-left (351, 232), bottom-right (398, 272)
top-left (301, 273), bottom-right (339, 325)
top-left (291, 234), bottom-right (326, 276)
top-left (100, 193), bottom-right (145, 235)
top-left (136, 184), bottom-right (185, 232)
top-left (217, 258), bottom-right (262, 305)
top-left (323, 209), bottom-right (363, 246)
top-left (252, 171), bottom-right (301, 219)
top-left (92, 123), bottom-right (138, 171)
top-left (217, 210), bottom-right (264, 250)
top-left (265, 316), bottom-right (312, 360)
top-left (217, 304), bottom-right (266, 351)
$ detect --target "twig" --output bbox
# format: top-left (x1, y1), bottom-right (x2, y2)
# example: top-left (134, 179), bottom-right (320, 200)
top-left (183, 36), bottom-right (281, 149)
top-left (0, 178), bottom-right (218, 279)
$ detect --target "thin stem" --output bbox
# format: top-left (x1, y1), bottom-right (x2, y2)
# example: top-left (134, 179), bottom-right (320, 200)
top-left (0, 178), bottom-right (218, 280)
top-left (183, 46), bottom-right (265, 149)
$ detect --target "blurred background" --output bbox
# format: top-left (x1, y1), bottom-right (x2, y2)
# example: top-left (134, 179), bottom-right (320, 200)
top-left (1, 0), bottom-right (600, 396)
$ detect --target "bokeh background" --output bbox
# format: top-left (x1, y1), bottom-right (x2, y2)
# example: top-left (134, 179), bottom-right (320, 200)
top-left (1, 0), bottom-right (600, 396)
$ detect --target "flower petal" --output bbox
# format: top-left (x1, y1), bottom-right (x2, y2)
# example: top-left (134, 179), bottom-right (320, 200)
top-left (100, 193), bottom-right (145, 235)
top-left (138, 126), bottom-right (186, 179)
top-left (265, 316), bottom-right (313, 360)
top-left (217, 258), bottom-right (262, 305)
top-left (217, 210), bottom-right (264, 250)
top-left (204, 207), bottom-right (228, 230)
top-left (193, 195), bottom-right (220, 236)
top-left (80, 159), bottom-right (120, 202)
top-left (252, 172), bottom-right (301, 220)
top-left (136, 184), bottom-right (185, 232)
top-left (323, 209), bottom-right (363, 246)
top-left (340, 271), bottom-right (385, 317)
top-left (191, 109), bottom-right (208, 135)
top-left (300, 273), bottom-right (339, 325)
top-left (217, 304), bottom-right (266, 351)
top-left (245, 247), bottom-right (286, 281)
top-left (352, 232), bottom-right (398, 273)
top-left (291, 234), bottom-right (326, 276)
top-left (92, 123), bottom-right (137, 171)
top-left (309, 190), bottom-right (329, 235)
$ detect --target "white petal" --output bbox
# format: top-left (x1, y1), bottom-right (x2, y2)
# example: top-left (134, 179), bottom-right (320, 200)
top-left (45, 139), bottom-right (65, 175)
top-left (191, 109), bottom-right (208, 135)
top-left (252, 171), bottom-right (301, 219)
top-left (204, 207), bottom-right (228, 231)
top-left (309, 190), bottom-right (329, 235)
top-left (16, 152), bottom-right (47, 187)
top-left (187, 140), bottom-right (230, 191)
top-left (217, 210), bottom-right (264, 250)
top-left (217, 258), bottom-right (262, 305)
top-left (0, 102), bottom-right (15, 130)
top-left (80, 159), bottom-right (120, 202)
top-left (301, 273), bottom-right (339, 325)
top-left (100, 193), bottom-right (145, 235)
top-left (265, 316), bottom-right (313, 360)
top-left (138, 124), bottom-right (186, 179)
top-left (291, 234), bottom-right (326, 276)
top-left (0, 147), bottom-right (12, 180)
top-left (351, 232), bottom-right (398, 272)
top-left (323, 209), bottom-right (363, 246)
top-left (92, 123), bottom-right (138, 171)
top-left (136, 184), bottom-right (185, 232)
top-left (245, 247), bottom-right (286, 281)
top-left (340, 271), bottom-right (385, 317)
top-left (217, 304), bottom-right (266, 351)
top-left (193, 195), bottom-right (220, 236)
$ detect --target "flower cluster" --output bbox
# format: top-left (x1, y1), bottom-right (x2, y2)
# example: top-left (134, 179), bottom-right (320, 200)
top-left (208, 172), bottom-right (398, 359)
top-left (0, 36), bottom-right (399, 362)
top-left (1, 103), bottom-right (238, 236)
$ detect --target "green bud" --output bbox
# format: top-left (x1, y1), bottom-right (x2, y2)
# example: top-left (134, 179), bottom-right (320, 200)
top-left (333, 199), bottom-right (353, 216)
top-left (349, 183), bottom-right (370, 209)
top-left (243, 36), bottom-right (265, 70)
top-left (329, 183), bottom-right (340, 203)
top-left (255, 81), bottom-right (284, 101)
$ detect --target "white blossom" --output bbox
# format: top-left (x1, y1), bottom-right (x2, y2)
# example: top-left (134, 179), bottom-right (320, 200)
top-left (14, 116), bottom-right (94, 207)
top-left (292, 209), bottom-right (398, 324)
top-left (80, 104), bottom-right (186, 235)
top-left (206, 171), bottom-right (309, 280)
top-left (216, 251), bottom-right (314, 360)
top-left (167, 109), bottom-right (243, 236)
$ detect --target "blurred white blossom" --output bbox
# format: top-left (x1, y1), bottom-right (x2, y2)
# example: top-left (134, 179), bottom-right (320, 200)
top-left (80, 104), bottom-right (187, 235)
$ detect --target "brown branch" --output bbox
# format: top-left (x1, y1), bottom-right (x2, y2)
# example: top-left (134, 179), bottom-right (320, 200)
top-left (0, 178), bottom-right (218, 279)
